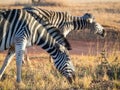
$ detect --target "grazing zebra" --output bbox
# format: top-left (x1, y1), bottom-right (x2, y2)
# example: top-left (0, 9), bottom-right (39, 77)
top-left (24, 7), bottom-right (106, 38)
top-left (0, 9), bottom-right (75, 84)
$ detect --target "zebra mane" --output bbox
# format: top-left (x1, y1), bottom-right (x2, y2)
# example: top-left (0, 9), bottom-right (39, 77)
top-left (23, 7), bottom-right (71, 22)
top-left (23, 7), bottom-right (47, 23)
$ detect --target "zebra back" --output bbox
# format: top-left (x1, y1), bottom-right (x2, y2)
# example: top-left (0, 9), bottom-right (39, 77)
top-left (23, 7), bottom-right (51, 23)
top-left (24, 7), bottom-right (72, 50)
top-left (23, 7), bottom-right (95, 37)
top-left (23, 7), bottom-right (68, 29)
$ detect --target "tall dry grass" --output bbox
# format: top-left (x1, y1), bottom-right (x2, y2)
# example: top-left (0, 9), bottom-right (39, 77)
top-left (0, 50), bottom-right (120, 89)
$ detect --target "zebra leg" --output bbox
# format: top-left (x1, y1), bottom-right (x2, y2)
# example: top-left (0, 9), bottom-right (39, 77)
top-left (22, 50), bottom-right (30, 65)
top-left (0, 47), bottom-right (15, 80)
top-left (24, 50), bottom-right (32, 67)
top-left (25, 50), bottom-right (30, 62)
top-left (15, 39), bottom-right (27, 83)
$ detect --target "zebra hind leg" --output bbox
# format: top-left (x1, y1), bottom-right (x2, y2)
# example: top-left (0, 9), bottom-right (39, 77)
top-left (23, 50), bottom-right (32, 69)
top-left (22, 49), bottom-right (31, 65)
top-left (0, 46), bottom-right (15, 81)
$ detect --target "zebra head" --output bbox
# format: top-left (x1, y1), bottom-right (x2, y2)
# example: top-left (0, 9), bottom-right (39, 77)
top-left (54, 43), bottom-right (75, 84)
top-left (90, 22), bottom-right (106, 38)
top-left (82, 13), bottom-right (106, 38)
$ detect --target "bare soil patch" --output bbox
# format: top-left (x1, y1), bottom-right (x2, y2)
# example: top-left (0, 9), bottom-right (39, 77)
top-left (27, 39), bottom-right (118, 56)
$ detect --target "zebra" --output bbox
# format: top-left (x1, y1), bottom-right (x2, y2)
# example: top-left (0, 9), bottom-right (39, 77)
top-left (0, 9), bottom-right (75, 85)
top-left (23, 7), bottom-right (106, 62)
top-left (24, 7), bottom-right (106, 38)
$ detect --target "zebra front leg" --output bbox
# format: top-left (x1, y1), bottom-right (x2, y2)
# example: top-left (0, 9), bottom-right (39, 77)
top-left (0, 47), bottom-right (15, 80)
top-left (15, 39), bottom-right (27, 83)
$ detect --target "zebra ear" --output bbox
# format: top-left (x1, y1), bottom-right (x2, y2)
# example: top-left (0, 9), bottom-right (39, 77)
top-left (55, 43), bottom-right (66, 52)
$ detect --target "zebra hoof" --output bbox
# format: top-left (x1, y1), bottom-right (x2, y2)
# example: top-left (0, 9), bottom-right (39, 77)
top-left (15, 81), bottom-right (26, 89)
top-left (0, 73), bottom-right (7, 81)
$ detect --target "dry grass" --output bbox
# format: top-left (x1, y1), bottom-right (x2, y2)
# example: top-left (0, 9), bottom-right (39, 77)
top-left (0, 51), bottom-right (120, 89)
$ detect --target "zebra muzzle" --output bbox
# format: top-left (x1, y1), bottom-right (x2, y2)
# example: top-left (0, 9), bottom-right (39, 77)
top-left (96, 29), bottom-right (106, 38)
top-left (101, 29), bottom-right (106, 38)
top-left (67, 73), bottom-right (76, 84)
top-left (99, 29), bottom-right (106, 38)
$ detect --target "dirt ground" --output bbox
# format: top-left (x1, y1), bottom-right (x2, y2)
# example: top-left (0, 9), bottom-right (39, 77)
top-left (26, 40), bottom-right (116, 56)
top-left (0, 39), bottom-right (117, 57)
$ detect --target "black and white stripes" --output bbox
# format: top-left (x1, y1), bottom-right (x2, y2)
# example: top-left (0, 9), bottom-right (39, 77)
top-left (0, 9), bottom-right (75, 83)
top-left (24, 7), bottom-right (106, 38)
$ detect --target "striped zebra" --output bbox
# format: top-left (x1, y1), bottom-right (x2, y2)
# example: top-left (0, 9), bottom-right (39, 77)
top-left (23, 7), bottom-right (106, 62)
top-left (24, 7), bottom-right (106, 38)
top-left (0, 9), bottom-right (75, 84)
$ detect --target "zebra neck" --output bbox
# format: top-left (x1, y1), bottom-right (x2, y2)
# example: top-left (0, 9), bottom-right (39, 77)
top-left (49, 12), bottom-right (67, 29)
top-left (44, 45), bottom-right (62, 62)
top-left (73, 16), bottom-right (89, 30)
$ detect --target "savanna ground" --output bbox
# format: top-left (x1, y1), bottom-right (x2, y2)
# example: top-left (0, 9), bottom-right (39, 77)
top-left (0, 0), bottom-right (120, 89)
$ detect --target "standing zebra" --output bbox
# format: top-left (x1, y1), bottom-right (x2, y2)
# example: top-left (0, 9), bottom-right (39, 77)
top-left (23, 7), bottom-right (106, 62)
top-left (0, 9), bottom-right (75, 85)
top-left (24, 7), bottom-right (106, 38)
